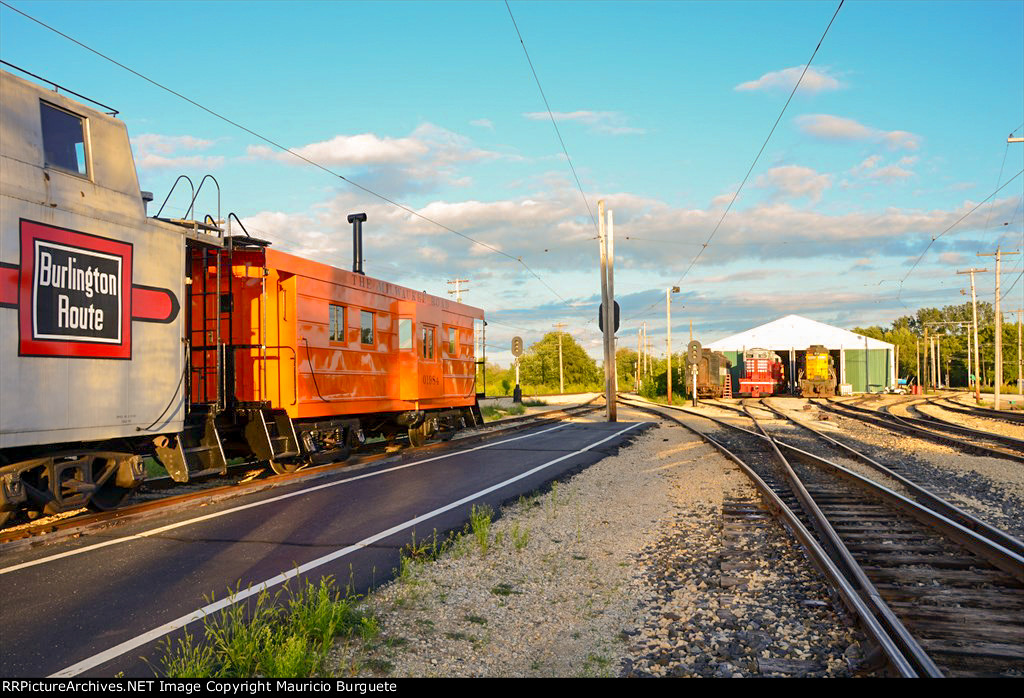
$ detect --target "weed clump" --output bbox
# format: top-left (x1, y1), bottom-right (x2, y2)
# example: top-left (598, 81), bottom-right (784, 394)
top-left (146, 577), bottom-right (376, 678)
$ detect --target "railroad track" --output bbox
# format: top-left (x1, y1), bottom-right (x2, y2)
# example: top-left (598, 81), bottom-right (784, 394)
top-left (818, 398), bottom-right (1024, 463)
top-left (0, 400), bottom-right (601, 546)
top-left (619, 394), bottom-right (1024, 677)
top-left (930, 397), bottom-right (1024, 426)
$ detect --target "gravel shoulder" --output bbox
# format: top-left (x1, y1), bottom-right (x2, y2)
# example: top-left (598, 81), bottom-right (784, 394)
top-left (330, 406), bottom-right (870, 678)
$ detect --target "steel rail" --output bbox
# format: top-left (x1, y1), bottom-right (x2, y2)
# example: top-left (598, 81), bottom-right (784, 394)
top-left (616, 395), bottom-right (920, 678)
top-left (733, 402), bottom-right (944, 678)
top-left (625, 395), bottom-right (1024, 675)
top-left (819, 399), bottom-right (1024, 463)
top-left (931, 397), bottom-right (1024, 425)
top-left (757, 398), bottom-right (1024, 559)
top-left (884, 400), bottom-right (1024, 452)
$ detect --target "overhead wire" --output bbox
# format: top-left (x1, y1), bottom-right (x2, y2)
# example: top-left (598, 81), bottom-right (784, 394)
top-left (623, 0), bottom-right (845, 324)
top-left (504, 0), bottom-right (599, 233)
top-left (0, 0), bottom-right (577, 310)
top-left (896, 168), bottom-right (1024, 305)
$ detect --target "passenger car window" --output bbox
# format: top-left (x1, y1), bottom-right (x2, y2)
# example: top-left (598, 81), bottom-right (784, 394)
top-left (360, 310), bottom-right (374, 345)
top-left (41, 102), bottom-right (88, 176)
top-left (329, 304), bottom-right (345, 342)
top-left (398, 318), bottom-right (413, 349)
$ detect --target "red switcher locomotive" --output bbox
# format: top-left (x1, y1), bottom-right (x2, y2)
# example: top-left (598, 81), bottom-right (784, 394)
top-left (738, 348), bottom-right (785, 397)
top-left (0, 69), bottom-right (484, 525)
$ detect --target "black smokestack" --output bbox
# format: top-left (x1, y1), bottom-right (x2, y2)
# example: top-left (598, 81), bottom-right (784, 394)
top-left (348, 212), bottom-right (367, 275)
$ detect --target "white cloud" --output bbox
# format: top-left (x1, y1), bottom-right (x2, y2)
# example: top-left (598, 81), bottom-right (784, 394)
top-left (470, 118), bottom-right (494, 129)
top-left (246, 123), bottom-right (501, 195)
top-left (131, 133), bottom-right (223, 170)
top-left (851, 155), bottom-right (883, 175)
top-left (755, 165), bottom-right (832, 203)
top-left (796, 114), bottom-right (922, 150)
top-left (522, 110), bottom-right (644, 135)
top-left (735, 66), bottom-right (842, 93)
top-left (866, 164), bottom-right (915, 181)
top-left (247, 133), bottom-right (428, 167)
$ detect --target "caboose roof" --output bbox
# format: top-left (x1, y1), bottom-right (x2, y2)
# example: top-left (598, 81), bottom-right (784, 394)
top-left (705, 314), bottom-right (893, 352)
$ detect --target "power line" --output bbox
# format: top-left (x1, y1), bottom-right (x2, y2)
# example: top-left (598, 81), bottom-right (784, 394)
top-left (0, 0), bottom-right (576, 308)
top-left (623, 0), bottom-right (845, 324)
top-left (897, 168), bottom-right (1024, 304)
top-left (504, 0), bottom-right (598, 233)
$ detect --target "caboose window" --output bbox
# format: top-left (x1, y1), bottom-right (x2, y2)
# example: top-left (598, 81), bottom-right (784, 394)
top-left (422, 325), bottom-right (435, 360)
top-left (329, 304), bottom-right (345, 342)
top-left (448, 327), bottom-right (457, 355)
top-left (360, 310), bottom-right (374, 345)
top-left (41, 102), bottom-right (88, 177)
top-left (398, 318), bottom-right (413, 349)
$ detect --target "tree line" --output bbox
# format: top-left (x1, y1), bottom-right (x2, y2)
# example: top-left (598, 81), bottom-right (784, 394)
top-left (853, 300), bottom-right (1024, 390)
top-left (477, 301), bottom-right (1024, 398)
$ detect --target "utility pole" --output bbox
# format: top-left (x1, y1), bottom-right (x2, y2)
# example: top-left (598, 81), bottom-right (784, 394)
top-left (978, 248), bottom-right (1019, 409)
top-left (598, 200), bottom-right (616, 421)
top-left (916, 337), bottom-right (921, 392)
top-left (923, 325), bottom-right (930, 393)
top-left (553, 322), bottom-right (567, 394)
top-left (666, 286), bottom-right (680, 404)
top-left (636, 329), bottom-right (642, 391)
top-left (1012, 309), bottom-right (1024, 396)
top-left (641, 322), bottom-right (647, 377)
top-left (958, 268), bottom-right (987, 401)
top-left (446, 278), bottom-right (470, 303)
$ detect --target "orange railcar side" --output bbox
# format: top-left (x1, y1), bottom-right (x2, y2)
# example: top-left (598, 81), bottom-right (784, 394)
top-left (190, 245), bottom-right (483, 420)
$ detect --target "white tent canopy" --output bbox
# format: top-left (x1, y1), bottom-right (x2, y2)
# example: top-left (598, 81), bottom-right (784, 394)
top-left (705, 314), bottom-right (893, 352)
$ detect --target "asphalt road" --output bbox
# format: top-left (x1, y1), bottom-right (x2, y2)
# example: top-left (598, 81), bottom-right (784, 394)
top-left (0, 416), bottom-right (648, 678)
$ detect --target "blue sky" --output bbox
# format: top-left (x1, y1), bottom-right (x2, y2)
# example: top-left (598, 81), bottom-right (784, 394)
top-left (2, 1), bottom-right (1022, 364)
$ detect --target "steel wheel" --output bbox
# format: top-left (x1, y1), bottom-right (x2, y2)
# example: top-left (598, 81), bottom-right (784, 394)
top-left (87, 457), bottom-right (134, 512)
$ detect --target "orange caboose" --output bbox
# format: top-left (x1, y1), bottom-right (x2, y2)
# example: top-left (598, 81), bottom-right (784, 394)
top-left (183, 232), bottom-right (484, 473)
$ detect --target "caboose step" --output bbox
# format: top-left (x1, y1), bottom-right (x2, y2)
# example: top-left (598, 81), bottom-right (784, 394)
top-left (154, 411), bottom-right (227, 482)
top-left (243, 408), bottom-right (301, 463)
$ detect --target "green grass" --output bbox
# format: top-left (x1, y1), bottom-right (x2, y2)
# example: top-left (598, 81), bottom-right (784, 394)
top-left (144, 457), bottom-right (167, 478)
top-left (145, 577), bottom-right (377, 678)
top-left (480, 403), bottom-right (528, 422)
top-left (469, 503), bottom-right (494, 555)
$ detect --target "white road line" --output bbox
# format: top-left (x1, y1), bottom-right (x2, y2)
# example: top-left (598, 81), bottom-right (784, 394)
top-left (1, 423), bottom-right (572, 576)
top-left (50, 421), bottom-right (644, 677)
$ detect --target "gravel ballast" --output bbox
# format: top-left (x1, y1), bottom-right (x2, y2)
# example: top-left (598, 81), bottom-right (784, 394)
top-left (330, 407), bottom-right (870, 677)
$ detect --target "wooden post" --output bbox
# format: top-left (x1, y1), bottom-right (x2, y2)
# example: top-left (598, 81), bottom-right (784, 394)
top-left (666, 288), bottom-right (672, 404)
